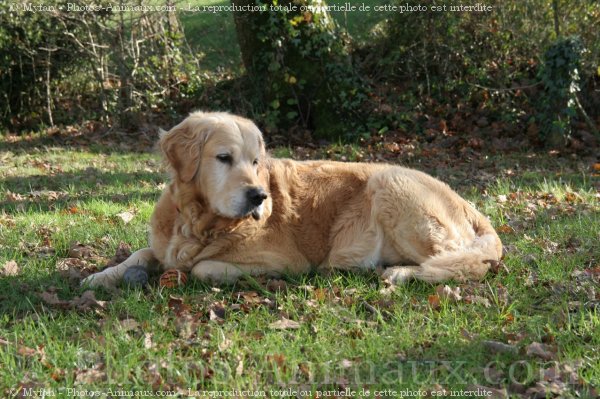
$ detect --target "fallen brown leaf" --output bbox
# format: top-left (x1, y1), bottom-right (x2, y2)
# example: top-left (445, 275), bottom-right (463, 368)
top-left (75, 365), bottom-right (106, 385)
top-left (266, 279), bottom-right (288, 292)
top-left (144, 361), bottom-right (165, 389)
top-left (119, 319), bottom-right (139, 332)
top-left (269, 317), bottom-right (301, 330)
top-left (0, 337), bottom-right (37, 357)
top-left (105, 241), bottom-right (132, 268)
top-left (495, 284), bottom-right (510, 305)
top-left (436, 285), bottom-right (462, 302)
top-left (235, 357), bottom-right (244, 377)
top-left (298, 362), bottom-right (312, 380)
top-left (167, 296), bottom-right (190, 316)
top-left (218, 337), bottom-right (233, 351)
top-left (497, 224), bottom-right (515, 234)
top-left (1, 260), bottom-right (20, 276)
top-left (209, 303), bottom-right (226, 322)
top-left (71, 291), bottom-right (107, 311)
top-left (483, 340), bottom-right (517, 354)
top-left (68, 242), bottom-right (95, 259)
top-left (187, 362), bottom-right (214, 381)
top-left (175, 314), bottom-right (199, 339)
top-left (116, 210), bottom-right (136, 224)
top-left (428, 294), bottom-right (441, 310)
top-left (56, 258), bottom-right (96, 283)
top-left (144, 333), bottom-right (154, 349)
top-left (526, 342), bottom-right (556, 360)
top-left (39, 290), bottom-right (106, 311)
top-left (464, 295), bottom-right (491, 308)
top-left (266, 353), bottom-right (286, 370)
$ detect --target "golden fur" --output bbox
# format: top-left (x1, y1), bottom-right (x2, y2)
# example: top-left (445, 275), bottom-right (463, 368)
top-left (83, 111), bottom-right (503, 288)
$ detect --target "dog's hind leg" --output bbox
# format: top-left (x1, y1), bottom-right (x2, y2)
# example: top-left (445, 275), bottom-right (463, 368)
top-left (382, 234), bottom-right (501, 284)
top-left (81, 248), bottom-right (156, 289)
top-left (372, 168), bottom-right (502, 285)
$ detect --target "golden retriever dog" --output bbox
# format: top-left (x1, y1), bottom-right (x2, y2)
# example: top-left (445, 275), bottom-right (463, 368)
top-left (83, 111), bottom-right (502, 288)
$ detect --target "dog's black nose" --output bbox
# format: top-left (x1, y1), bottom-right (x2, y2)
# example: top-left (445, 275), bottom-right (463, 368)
top-left (246, 187), bottom-right (267, 207)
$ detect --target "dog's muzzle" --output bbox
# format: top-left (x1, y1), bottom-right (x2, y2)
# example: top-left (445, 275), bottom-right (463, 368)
top-left (246, 187), bottom-right (267, 220)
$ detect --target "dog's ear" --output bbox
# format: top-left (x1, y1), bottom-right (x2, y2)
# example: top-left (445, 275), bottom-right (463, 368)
top-left (159, 116), bottom-right (211, 182)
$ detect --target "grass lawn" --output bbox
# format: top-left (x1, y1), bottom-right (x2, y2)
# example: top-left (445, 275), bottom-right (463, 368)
top-left (0, 132), bottom-right (598, 396)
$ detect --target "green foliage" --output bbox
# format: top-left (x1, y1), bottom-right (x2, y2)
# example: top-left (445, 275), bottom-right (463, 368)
top-left (0, 0), bottom-right (83, 128)
top-left (373, 0), bottom-right (599, 145)
top-left (0, 1), bottom-right (202, 131)
top-left (537, 36), bottom-right (584, 144)
top-left (241, 0), bottom-right (369, 140)
top-left (113, 15), bottom-right (203, 124)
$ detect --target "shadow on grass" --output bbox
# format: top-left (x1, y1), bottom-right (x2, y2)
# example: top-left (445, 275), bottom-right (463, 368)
top-left (1, 132), bottom-right (159, 156)
top-left (1, 169), bottom-right (165, 211)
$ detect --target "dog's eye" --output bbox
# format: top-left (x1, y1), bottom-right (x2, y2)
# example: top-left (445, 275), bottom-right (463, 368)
top-left (253, 159), bottom-right (259, 166)
top-left (216, 154), bottom-right (233, 164)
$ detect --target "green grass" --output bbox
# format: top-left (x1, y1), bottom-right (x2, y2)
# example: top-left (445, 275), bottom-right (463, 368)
top-left (1, 135), bottom-right (598, 395)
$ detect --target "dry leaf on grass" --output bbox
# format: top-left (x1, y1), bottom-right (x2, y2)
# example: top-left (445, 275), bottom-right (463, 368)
top-left (71, 291), bottom-right (107, 311)
top-left (496, 284), bottom-right (510, 305)
top-left (428, 294), bottom-right (441, 310)
top-left (464, 295), bottom-right (491, 307)
top-left (119, 319), bottom-right (139, 332)
top-left (56, 258), bottom-right (97, 283)
top-left (436, 285), bottom-right (462, 302)
top-left (266, 279), bottom-right (288, 292)
top-left (483, 340), bottom-right (518, 354)
top-left (105, 241), bottom-right (132, 268)
top-left (0, 337), bottom-right (38, 357)
top-left (269, 317), bottom-right (301, 330)
top-left (187, 362), bottom-right (214, 381)
top-left (209, 303), bottom-right (226, 322)
top-left (266, 353), bottom-right (286, 370)
top-left (526, 342), bottom-right (556, 360)
top-left (460, 328), bottom-right (478, 341)
top-left (497, 224), bottom-right (515, 234)
top-left (143, 333), bottom-right (154, 349)
top-left (235, 357), bottom-right (244, 377)
top-left (175, 314), bottom-right (199, 340)
top-left (298, 362), bottom-right (312, 380)
top-left (68, 242), bottom-right (95, 259)
top-left (39, 290), bottom-right (107, 311)
top-left (75, 364), bottom-right (106, 385)
top-left (116, 210), bottom-right (136, 224)
top-left (167, 296), bottom-right (191, 316)
top-left (1, 260), bottom-right (20, 276)
top-left (218, 337), bottom-right (233, 351)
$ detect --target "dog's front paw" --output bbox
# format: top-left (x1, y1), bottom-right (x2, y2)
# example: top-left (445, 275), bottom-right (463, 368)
top-left (191, 261), bottom-right (243, 285)
top-left (81, 272), bottom-right (115, 289)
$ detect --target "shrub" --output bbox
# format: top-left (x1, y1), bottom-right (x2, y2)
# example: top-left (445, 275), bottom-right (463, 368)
top-left (232, 0), bottom-right (369, 140)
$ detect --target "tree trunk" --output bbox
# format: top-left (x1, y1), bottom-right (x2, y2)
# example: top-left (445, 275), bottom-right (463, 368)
top-left (230, 0), bottom-right (366, 141)
top-left (231, 0), bottom-right (265, 75)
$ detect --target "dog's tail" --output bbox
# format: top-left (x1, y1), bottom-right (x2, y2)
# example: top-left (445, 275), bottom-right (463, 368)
top-left (414, 219), bottom-right (503, 284)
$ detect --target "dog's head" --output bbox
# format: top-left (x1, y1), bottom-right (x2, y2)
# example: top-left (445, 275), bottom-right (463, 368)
top-left (160, 112), bottom-right (269, 220)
